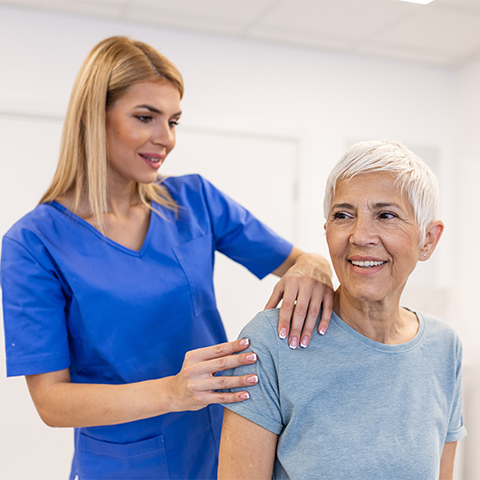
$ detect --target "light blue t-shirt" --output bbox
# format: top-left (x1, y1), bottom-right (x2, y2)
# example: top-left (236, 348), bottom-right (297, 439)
top-left (223, 309), bottom-right (466, 480)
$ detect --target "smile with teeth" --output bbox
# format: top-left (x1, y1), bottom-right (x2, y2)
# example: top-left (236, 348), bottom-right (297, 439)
top-left (140, 154), bottom-right (161, 163)
top-left (350, 260), bottom-right (386, 268)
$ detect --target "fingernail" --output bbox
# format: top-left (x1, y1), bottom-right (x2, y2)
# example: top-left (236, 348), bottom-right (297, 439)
top-left (319, 326), bottom-right (326, 336)
top-left (289, 337), bottom-right (298, 349)
top-left (279, 328), bottom-right (287, 340)
top-left (245, 353), bottom-right (257, 362)
top-left (240, 392), bottom-right (250, 400)
top-left (247, 375), bottom-right (258, 384)
top-left (300, 336), bottom-right (309, 348)
top-left (239, 338), bottom-right (250, 346)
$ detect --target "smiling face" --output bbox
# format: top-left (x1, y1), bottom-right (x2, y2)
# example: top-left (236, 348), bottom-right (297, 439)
top-left (105, 80), bottom-right (182, 188)
top-left (325, 172), bottom-right (423, 307)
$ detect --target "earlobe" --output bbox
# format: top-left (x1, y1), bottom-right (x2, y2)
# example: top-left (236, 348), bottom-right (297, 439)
top-left (419, 220), bottom-right (444, 261)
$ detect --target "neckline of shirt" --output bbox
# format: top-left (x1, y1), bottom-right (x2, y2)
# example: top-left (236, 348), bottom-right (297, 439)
top-left (47, 200), bottom-right (154, 257)
top-left (330, 309), bottom-right (426, 354)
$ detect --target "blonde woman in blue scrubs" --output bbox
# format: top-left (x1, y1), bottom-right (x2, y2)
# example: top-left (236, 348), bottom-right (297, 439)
top-left (0, 36), bottom-right (333, 479)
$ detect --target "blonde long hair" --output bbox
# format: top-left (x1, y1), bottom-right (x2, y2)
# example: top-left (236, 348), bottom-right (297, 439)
top-left (40, 36), bottom-right (184, 225)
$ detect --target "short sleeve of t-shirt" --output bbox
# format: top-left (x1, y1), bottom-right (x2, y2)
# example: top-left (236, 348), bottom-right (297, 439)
top-left (190, 176), bottom-right (292, 280)
top-left (222, 311), bottom-right (283, 434)
top-left (1, 235), bottom-right (70, 376)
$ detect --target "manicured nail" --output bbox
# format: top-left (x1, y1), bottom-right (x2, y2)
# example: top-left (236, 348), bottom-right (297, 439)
top-left (239, 338), bottom-right (250, 346)
top-left (279, 328), bottom-right (288, 340)
top-left (246, 353), bottom-right (257, 362)
top-left (247, 375), bottom-right (258, 384)
top-left (319, 326), bottom-right (326, 336)
top-left (289, 337), bottom-right (298, 349)
top-left (240, 392), bottom-right (250, 400)
top-left (300, 336), bottom-right (309, 348)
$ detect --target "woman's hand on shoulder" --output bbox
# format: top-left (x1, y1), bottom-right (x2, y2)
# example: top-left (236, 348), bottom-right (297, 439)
top-left (266, 247), bottom-right (334, 349)
top-left (25, 339), bottom-right (259, 428)
top-left (169, 339), bottom-right (259, 412)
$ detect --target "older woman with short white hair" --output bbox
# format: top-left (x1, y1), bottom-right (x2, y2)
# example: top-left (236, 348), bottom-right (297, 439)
top-left (218, 139), bottom-right (467, 480)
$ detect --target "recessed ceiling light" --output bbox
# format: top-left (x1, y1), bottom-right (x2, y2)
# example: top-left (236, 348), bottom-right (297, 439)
top-left (397, 0), bottom-right (434, 4)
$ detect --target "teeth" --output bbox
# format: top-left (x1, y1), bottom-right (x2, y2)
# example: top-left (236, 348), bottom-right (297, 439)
top-left (351, 260), bottom-right (385, 268)
top-left (141, 155), bottom-right (160, 162)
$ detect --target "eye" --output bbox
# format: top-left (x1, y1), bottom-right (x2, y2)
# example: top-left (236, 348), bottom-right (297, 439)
top-left (136, 115), bottom-right (153, 123)
top-left (169, 120), bottom-right (180, 128)
top-left (377, 211), bottom-right (397, 220)
top-left (332, 211), bottom-right (352, 220)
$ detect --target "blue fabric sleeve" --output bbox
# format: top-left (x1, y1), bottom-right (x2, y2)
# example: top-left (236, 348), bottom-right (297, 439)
top-left (222, 311), bottom-right (283, 435)
top-left (445, 337), bottom-right (467, 443)
top-left (198, 176), bottom-right (293, 279)
top-left (1, 235), bottom-right (70, 376)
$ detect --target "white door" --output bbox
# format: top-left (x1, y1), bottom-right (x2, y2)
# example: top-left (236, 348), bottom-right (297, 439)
top-left (164, 126), bottom-right (298, 339)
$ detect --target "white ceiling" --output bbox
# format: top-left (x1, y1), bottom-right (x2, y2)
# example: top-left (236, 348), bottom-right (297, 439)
top-left (2, 0), bottom-right (480, 68)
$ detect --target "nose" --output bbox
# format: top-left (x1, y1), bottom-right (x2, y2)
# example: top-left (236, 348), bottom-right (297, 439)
top-left (152, 121), bottom-right (175, 151)
top-left (349, 214), bottom-right (379, 247)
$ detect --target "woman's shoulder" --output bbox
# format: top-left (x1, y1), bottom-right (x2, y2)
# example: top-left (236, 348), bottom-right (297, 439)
top-left (416, 310), bottom-right (463, 347)
top-left (161, 174), bottom-right (206, 192)
top-left (3, 203), bottom-right (60, 243)
top-left (238, 309), bottom-right (281, 348)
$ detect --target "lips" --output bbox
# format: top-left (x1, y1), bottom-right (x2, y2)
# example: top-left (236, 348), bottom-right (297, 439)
top-left (349, 260), bottom-right (387, 268)
top-left (139, 153), bottom-right (162, 163)
top-left (139, 153), bottom-right (165, 170)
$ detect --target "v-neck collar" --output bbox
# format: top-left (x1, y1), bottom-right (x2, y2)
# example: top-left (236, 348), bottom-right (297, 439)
top-left (49, 201), bottom-right (154, 257)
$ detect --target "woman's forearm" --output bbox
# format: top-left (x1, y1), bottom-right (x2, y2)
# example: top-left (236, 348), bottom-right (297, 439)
top-left (26, 339), bottom-right (260, 428)
top-left (26, 370), bottom-right (182, 427)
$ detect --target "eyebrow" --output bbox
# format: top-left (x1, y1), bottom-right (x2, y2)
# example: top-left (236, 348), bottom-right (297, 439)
top-left (135, 104), bottom-right (182, 117)
top-left (331, 202), bottom-right (402, 210)
top-left (332, 203), bottom-right (353, 210)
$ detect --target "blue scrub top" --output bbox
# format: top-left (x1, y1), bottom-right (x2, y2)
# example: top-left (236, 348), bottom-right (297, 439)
top-left (1, 174), bottom-right (292, 480)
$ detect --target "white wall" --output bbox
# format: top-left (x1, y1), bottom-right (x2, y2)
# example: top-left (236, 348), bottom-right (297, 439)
top-left (0, 4), bottom-right (474, 479)
top-left (451, 58), bottom-right (480, 480)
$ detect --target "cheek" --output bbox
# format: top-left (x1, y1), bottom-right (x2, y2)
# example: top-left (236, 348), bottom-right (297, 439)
top-left (169, 132), bottom-right (177, 152)
top-left (325, 229), bottom-right (345, 262)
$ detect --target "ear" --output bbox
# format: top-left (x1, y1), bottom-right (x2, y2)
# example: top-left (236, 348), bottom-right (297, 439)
top-left (419, 220), bottom-right (444, 261)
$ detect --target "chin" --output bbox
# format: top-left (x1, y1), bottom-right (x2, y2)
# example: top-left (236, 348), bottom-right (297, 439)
top-left (136, 174), bottom-right (159, 185)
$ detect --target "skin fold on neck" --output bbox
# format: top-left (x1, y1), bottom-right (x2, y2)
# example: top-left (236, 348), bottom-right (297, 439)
top-left (332, 286), bottom-right (419, 345)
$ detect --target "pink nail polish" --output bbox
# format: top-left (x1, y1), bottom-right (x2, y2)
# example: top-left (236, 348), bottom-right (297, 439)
top-left (240, 392), bottom-right (250, 400)
top-left (279, 328), bottom-right (287, 340)
top-left (239, 338), bottom-right (250, 346)
top-left (248, 375), bottom-right (258, 384)
top-left (300, 336), bottom-right (309, 348)
top-left (289, 337), bottom-right (298, 349)
top-left (246, 353), bottom-right (257, 362)
top-left (319, 326), bottom-right (326, 336)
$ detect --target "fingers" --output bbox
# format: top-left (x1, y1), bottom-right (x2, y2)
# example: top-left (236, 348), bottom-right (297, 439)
top-left (186, 338), bottom-right (251, 364)
top-left (278, 279), bottom-right (334, 349)
top-left (201, 388), bottom-right (253, 405)
top-left (176, 342), bottom-right (259, 411)
top-left (276, 281), bottom-right (298, 342)
top-left (282, 277), bottom-right (325, 349)
top-left (187, 350), bottom-right (257, 377)
top-left (317, 286), bottom-right (334, 336)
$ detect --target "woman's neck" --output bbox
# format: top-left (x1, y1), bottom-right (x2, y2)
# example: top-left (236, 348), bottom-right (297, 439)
top-left (333, 287), bottom-right (419, 345)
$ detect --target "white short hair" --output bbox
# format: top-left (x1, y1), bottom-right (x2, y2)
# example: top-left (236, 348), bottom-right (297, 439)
top-left (323, 139), bottom-right (439, 245)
